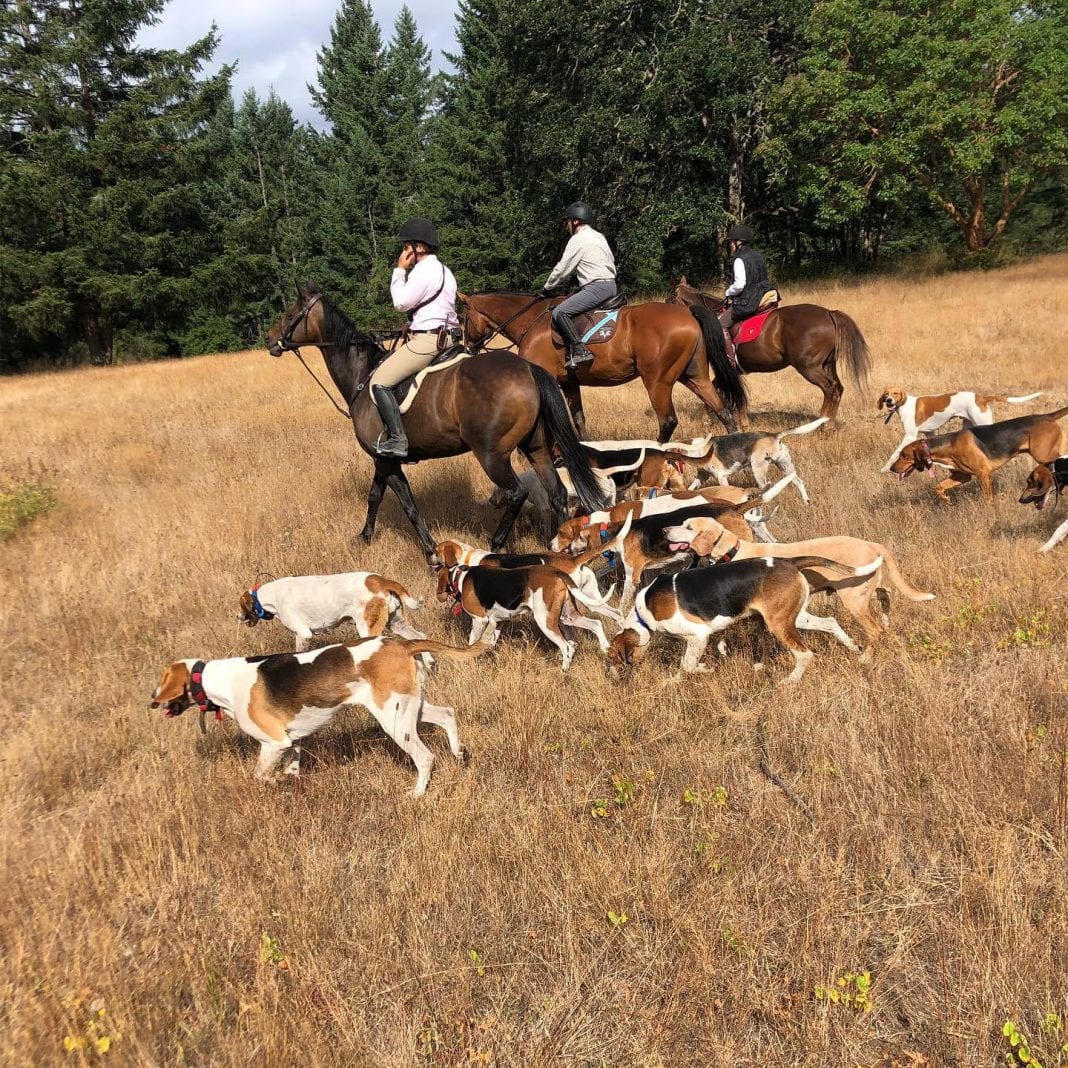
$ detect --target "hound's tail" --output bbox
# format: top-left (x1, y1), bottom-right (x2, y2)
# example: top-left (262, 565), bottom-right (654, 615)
top-left (572, 512), bottom-right (633, 568)
top-left (788, 554), bottom-right (883, 577)
top-left (776, 417), bottom-right (829, 441)
top-left (1003, 392), bottom-right (1043, 404)
top-left (398, 639), bottom-right (494, 660)
top-left (874, 544), bottom-right (936, 601)
top-left (378, 578), bottom-right (423, 612)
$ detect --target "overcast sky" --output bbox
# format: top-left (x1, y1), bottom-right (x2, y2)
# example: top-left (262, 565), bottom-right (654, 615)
top-left (139, 0), bottom-right (458, 128)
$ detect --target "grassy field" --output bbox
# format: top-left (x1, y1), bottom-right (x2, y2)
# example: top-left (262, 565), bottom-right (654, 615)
top-left (1, 255), bottom-right (1066, 1067)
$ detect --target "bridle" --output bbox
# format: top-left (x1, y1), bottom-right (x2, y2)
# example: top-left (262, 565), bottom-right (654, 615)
top-left (466, 294), bottom-right (551, 352)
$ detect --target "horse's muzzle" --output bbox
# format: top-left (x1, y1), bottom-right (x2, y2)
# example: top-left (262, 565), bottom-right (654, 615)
top-left (266, 339), bottom-right (284, 357)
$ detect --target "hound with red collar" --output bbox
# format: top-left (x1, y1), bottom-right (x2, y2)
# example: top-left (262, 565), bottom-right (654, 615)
top-left (238, 572), bottom-right (425, 651)
top-left (436, 561), bottom-right (616, 670)
top-left (878, 387), bottom-right (1043, 472)
top-left (431, 514), bottom-right (630, 620)
top-left (1019, 457), bottom-right (1068, 552)
top-left (149, 637), bottom-right (489, 796)
top-left (607, 557), bottom-right (878, 683)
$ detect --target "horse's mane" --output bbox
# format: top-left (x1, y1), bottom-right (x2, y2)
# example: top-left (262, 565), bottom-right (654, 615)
top-left (470, 289), bottom-right (540, 298)
top-left (307, 285), bottom-right (384, 355)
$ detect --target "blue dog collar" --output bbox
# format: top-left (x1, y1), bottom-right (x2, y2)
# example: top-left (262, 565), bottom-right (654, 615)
top-left (250, 588), bottom-right (275, 620)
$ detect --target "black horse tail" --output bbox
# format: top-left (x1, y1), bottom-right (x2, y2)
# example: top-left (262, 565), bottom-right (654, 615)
top-left (689, 305), bottom-right (748, 413)
top-left (530, 364), bottom-right (609, 512)
top-left (829, 310), bottom-right (871, 397)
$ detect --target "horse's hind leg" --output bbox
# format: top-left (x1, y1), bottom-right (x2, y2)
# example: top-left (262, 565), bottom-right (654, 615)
top-left (383, 464), bottom-right (436, 559)
top-left (797, 355), bottom-right (844, 427)
top-left (360, 462), bottom-right (389, 542)
top-left (560, 378), bottom-right (588, 440)
top-left (476, 451), bottom-right (528, 550)
top-left (521, 423), bottom-right (568, 537)
top-left (639, 371), bottom-right (679, 443)
top-left (679, 367), bottom-right (739, 434)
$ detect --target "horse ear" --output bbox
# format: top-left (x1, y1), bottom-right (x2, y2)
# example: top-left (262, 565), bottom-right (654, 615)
top-left (678, 275), bottom-right (688, 286)
top-left (295, 279), bottom-right (304, 300)
top-left (457, 291), bottom-right (470, 305)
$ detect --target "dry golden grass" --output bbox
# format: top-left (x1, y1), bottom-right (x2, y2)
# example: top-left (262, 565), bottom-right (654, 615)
top-left (1, 256), bottom-right (1066, 1067)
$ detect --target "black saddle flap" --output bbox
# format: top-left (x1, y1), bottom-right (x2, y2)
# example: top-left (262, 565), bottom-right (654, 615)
top-left (551, 294), bottom-right (628, 347)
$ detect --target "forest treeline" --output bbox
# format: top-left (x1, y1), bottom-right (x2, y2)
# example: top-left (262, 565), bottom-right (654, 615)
top-left (2, 0), bottom-right (1066, 366)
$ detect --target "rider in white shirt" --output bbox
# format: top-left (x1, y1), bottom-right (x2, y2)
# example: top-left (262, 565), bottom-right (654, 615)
top-left (370, 217), bottom-right (459, 458)
top-left (540, 202), bottom-right (617, 371)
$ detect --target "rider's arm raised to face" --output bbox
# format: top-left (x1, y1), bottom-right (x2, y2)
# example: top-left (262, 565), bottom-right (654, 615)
top-left (391, 256), bottom-right (440, 312)
top-left (725, 256), bottom-right (746, 297)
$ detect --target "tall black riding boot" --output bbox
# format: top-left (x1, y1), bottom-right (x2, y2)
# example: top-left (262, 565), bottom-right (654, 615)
top-left (718, 308), bottom-right (740, 369)
top-left (371, 384), bottom-right (409, 458)
top-left (555, 314), bottom-right (594, 371)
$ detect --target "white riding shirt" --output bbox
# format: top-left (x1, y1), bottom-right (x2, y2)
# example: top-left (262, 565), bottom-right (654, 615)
top-left (724, 256), bottom-right (747, 297)
top-left (391, 254), bottom-right (459, 330)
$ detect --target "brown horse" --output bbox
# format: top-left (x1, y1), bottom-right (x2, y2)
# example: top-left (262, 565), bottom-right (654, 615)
top-left (460, 292), bottom-right (748, 440)
top-left (667, 277), bottom-right (871, 427)
top-left (266, 285), bottom-right (607, 558)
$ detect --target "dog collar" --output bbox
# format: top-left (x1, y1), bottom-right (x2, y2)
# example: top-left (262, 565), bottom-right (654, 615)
top-left (249, 588), bottom-right (275, 620)
top-left (634, 607), bottom-right (651, 632)
top-left (722, 542), bottom-right (739, 561)
top-left (189, 661), bottom-right (222, 717)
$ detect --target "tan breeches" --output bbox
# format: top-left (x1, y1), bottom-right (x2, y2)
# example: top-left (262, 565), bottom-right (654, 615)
top-left (370, 333), bottom-right (440, 389)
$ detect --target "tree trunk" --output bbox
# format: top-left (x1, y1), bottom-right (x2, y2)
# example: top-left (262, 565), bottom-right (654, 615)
top-left (81, 303), bottom-right (113, 365)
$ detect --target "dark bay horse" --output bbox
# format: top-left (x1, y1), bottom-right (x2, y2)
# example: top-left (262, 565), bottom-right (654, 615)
top-left (460, 293), bottom-right (748, 440)
top-left (266, 285), bottom-right (607, 558)
top-left (668, 277), bottom-right (871, 427)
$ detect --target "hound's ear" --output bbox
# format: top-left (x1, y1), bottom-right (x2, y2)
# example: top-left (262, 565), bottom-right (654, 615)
top-left (691, 531), bottom-right (712, 557)
top-left (151, 661), bottom-right (191, 705)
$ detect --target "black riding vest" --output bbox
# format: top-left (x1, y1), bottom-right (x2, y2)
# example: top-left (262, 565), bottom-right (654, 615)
top-left (732, 245), bottom-right (771, 316)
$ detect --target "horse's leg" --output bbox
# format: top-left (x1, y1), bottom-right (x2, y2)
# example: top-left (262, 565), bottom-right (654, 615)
top-left (382, 464), bottom-right (436, 559)
top-left (679, 370), bottom-right (737, 434)
top-left (520, 424), bottom-right (569, 538)
top-left (476, 450), bottom-right (528, 550)
top-left (795, 355), bottom-right (843, 427)
top-left (360, 461), bottom-right (389, 542)
top-left (560, 377), bottom-right (588, 440)
top-left (639, 371), bottom-right (679, 443)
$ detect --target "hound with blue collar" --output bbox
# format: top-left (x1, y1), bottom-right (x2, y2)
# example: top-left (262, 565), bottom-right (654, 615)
top-left (238, 572), bottom-right (425, 652)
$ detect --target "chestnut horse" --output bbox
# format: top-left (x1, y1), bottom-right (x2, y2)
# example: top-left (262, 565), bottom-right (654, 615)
top-left (460, 292), bottom-right (748, 440)
top-left (667, 277), bottom-right (871, 427)
top-left (266, 285), bottom-right (606, 558)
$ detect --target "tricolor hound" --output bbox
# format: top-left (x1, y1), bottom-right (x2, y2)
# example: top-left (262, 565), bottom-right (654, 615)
top-left (663, 515), bottom-right (934, 654)
top-left (1019, 457), bottom-right (1068, 553)
top-left (889, 407), bottom-right (1068, 502)
top-left (149, 637), bottom-right (489, 796)
top-left (238, 572), bottom-right (425, 651)
top-left (437, 562), bottom-right (616, 670)
top-left (607, 557), bottom-right (879, 684)
top-left (878, 387), bottom-right (1043, 472)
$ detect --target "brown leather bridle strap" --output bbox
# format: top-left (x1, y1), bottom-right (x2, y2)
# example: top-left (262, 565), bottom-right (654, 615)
top-left (469, 294), bottom-right (549, 351)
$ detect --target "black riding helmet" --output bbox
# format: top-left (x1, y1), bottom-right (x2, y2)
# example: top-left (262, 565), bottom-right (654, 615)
top-left (563, 201), bottom-right (593, 223)
top-left (397, 217), bottom-right (440, 249)
top-left (726, 223), bottom-right (754, 243)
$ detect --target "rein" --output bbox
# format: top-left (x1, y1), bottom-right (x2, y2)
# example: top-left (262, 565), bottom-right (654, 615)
top-left (293, 349), bottom-right (351, 419)
top-left (469, 295), bottom-right (549, 351)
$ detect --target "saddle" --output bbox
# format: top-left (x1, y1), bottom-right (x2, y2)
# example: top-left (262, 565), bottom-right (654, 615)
top-left (550, 292), bottom-right (628, 347)
top-left (394, 344), bottom-right (471, 415)
top-left (729, 290), bottom-right (781, 345)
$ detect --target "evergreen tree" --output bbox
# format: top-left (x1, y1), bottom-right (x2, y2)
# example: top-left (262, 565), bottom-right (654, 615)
top-left (0, 0), bottom-right (232, 364)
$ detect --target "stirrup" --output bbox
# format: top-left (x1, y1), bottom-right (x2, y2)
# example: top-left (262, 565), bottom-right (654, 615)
top-left (565, 347), bottom-right (594, 370)
top-left (374, 431), bottom-right (408, 458)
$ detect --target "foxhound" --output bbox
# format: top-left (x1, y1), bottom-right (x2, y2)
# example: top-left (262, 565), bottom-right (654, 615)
top-left (238, 572), bottom-right (425, 651)
top-left (549, 474), bottom-right (794, 553)
top-left (607, 557), bottom-right (878, 684)
top-left (149, 637), bottom-right (489, 796)
top-left (889, 407), bottom-right (1068, 501)
top-left (878, 387), bottom-right (1043, 472)
top-left (664, 515), bottom-right (934, 655)
top-left (1019, 457), bottom-right (1068, 552)
top-left (437, 562), bottom-right (615, 670)
top-left (681, 417), bottom-right (828, 503)
top-left (431, 514), bottom-right (630, 620)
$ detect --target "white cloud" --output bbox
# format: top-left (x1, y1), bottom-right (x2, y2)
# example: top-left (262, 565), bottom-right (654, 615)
top-left (138, 0), bottom-right (457, 127)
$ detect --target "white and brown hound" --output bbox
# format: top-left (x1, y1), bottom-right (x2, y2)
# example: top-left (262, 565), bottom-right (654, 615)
top-left (679, 417), bottom-right (827, 503)
top-left (437, 562), bottom-right (616, 670)
top-left (1019, 457), bottom-right (1068, 552)
top-left (238, 572), bottom-right (425, 651)
top-left (607, 557), bottom-right (878, 684)
top-left (878, 387), bottom-right (1043, 471)
top-left (149, 637), bottom-right (489, 796)
top-left (663, 515), bottom-right (934, 654)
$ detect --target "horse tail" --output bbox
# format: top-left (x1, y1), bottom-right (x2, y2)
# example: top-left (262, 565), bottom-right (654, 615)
top-left (829, 310), bottom-right (872, 396)
top-left (688, 305), bottom-right (748, 413)
top-left (530, 364), bottom-right (609, 512)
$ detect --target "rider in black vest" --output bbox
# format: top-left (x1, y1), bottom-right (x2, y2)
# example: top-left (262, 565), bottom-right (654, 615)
top-left (721, 223), bottom-right (772, 328)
